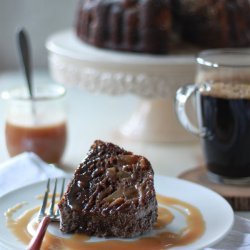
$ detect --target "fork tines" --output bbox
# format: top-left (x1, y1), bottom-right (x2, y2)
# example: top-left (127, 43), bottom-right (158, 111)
top-left (37, 178), bottom-right (65, 222)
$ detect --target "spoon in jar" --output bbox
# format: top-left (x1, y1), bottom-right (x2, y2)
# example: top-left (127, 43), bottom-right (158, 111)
top-left (16, 28), bottom-right (36, 116)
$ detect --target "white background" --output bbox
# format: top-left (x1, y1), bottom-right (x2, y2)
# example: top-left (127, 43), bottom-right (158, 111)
top-left (0, 0), bottom-right (76, 71)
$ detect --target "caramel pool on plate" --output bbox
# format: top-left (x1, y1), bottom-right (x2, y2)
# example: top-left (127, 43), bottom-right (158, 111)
top-left (5, 194), bottom-right (205, 250)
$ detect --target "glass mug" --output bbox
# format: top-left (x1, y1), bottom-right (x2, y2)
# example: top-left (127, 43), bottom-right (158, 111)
top-left (2, 83), bottom-right (67, 163)
top-left (176, 49), bottom-right (250, 185)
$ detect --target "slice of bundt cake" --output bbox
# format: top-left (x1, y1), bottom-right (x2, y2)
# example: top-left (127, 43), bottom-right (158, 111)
top-left (58, 140), bottom-right (157, 238)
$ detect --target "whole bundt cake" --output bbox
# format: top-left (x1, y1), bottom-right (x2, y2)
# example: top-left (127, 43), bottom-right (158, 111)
top-left (75, 0), bottom-right (250, 54)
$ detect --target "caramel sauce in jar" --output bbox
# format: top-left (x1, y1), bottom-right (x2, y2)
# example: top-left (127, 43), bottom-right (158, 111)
top-left (5, 121), bottom-right (67, 163)
top-left (5, 194), bottom-right (205, 250)
top-left (2, 83), bottom-right (67, 163)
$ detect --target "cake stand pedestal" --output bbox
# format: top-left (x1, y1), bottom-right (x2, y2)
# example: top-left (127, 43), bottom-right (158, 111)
top-left (46, 30), bottom-right (197, 143)
top-left (119, 98), bottom-right (196, 143)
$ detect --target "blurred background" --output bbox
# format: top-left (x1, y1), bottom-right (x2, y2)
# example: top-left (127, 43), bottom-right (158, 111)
top-left (0, 0), bottom-right (141, 169)
top-left (0, 0), bottom-right (76, 71)
top-left (0, 0), bottom-right (200, 174)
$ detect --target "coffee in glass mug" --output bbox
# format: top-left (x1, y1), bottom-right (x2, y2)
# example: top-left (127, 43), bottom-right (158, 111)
top-left (176, 50), bottom-right (250, 184)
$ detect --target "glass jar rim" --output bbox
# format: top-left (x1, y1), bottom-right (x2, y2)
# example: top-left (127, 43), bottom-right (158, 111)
top-left (1, 83), bottom-right (66, 101)
top-left (196, 49), bottom-right (250, 68)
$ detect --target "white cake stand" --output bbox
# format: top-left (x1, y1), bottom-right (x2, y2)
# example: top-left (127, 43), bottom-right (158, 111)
top-left (46, 30), bottom-right (197, 143)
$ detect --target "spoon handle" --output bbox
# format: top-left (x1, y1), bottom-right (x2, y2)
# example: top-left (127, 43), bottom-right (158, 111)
top-left (17, 29), bottom-right (33, 99)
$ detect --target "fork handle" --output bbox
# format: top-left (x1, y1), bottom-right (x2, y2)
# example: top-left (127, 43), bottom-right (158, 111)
top-left (27, 216), bottom-right (51, 250)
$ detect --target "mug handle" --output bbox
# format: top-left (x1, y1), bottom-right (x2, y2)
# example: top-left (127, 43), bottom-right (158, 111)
top-left (175, 84), bottom-right (202, 137)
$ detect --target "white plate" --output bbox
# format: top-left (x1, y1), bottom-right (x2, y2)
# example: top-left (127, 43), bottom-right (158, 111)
top-left (0, 176), bottom-right (234, 250)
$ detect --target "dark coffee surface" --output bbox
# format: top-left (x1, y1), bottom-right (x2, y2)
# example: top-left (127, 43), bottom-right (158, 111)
top-left (200, 82), bottom-right (250, 178)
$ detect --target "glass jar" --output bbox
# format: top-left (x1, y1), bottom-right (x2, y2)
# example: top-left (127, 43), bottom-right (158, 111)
top-left (2, 83), bottom-right (67, 163)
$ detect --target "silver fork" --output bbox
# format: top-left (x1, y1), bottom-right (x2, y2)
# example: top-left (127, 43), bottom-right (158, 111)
top-left (28, 178), bottom-right (65, 250)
